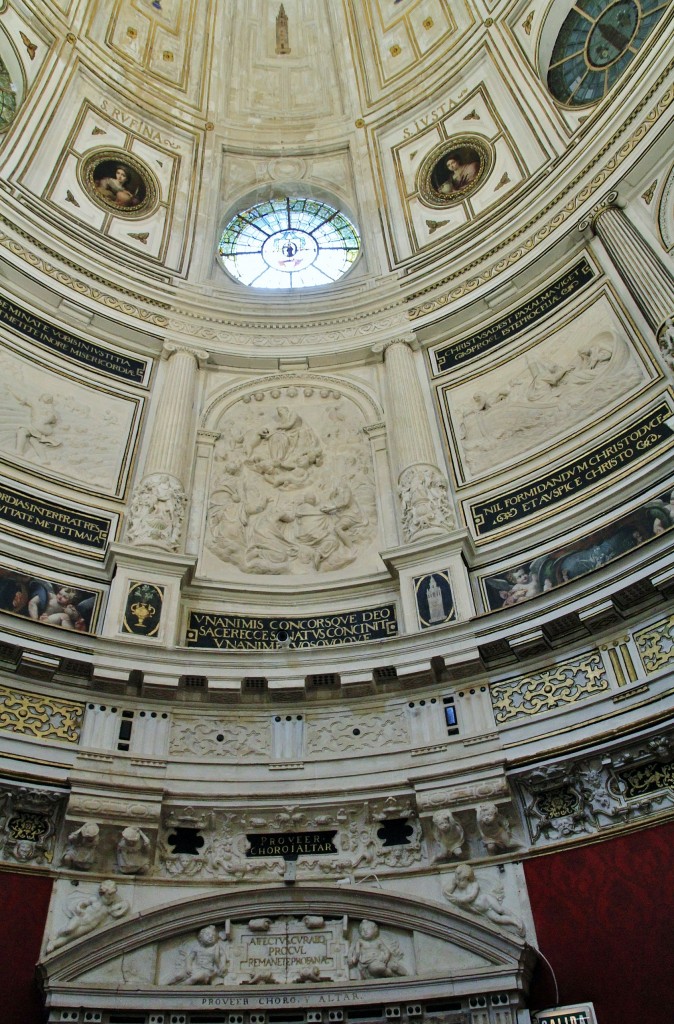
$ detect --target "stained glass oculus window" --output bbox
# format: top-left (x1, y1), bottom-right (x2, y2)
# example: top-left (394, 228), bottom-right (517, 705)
top-left (218, 197), bottom-right (361, 289)
top-left (547, 0), bottom-right (669, 106)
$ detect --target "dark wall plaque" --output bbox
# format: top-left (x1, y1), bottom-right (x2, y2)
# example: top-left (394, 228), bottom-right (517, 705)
top-left (185, 605), bottom-right (398, 650)
top-left (433, 258), bottom-right (594, 373)
top-left (0, 295), bottom-right (149, 384)
top-left (247, 831), bottom-right (338, 861)
top-left (470, 403), bottom-right (674, 536)
top-left (0, 482), bottom-right (111, 551)
top-left (122, 582), bottom-right (164, 637)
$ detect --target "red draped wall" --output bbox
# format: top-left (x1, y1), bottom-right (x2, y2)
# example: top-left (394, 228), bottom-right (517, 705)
top-left (0, 870), bottom-right (52, 1024)
top-left (525, 819), bottom-right (674, 1024)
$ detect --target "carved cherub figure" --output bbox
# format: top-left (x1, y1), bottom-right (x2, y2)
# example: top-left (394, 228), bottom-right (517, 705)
top-left (430, 809), bottom-right (464, 861)
top-left (171, 925), bottom-right (228, 985)
top-left (444, 864), bottom-right (525, 936)
top-left (62, 821), bottom-right (100, 870)
top-left (348, 920), bottom-right (407, 979)
top-left (47, 879), bottom-right (129, 952)
top-left (116, 826), bottom-right (151, 875)
top-left (476, 803), bottom-right (515, 855)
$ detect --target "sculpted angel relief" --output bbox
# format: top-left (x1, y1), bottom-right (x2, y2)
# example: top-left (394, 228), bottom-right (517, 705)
top-left (206, 394), bottom-right (377, 576)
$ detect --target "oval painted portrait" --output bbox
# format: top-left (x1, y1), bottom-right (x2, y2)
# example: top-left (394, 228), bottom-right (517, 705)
top-left (80, 150), bottom-right (158, 218)
top-left (417, 136), bottom-right (493, 209)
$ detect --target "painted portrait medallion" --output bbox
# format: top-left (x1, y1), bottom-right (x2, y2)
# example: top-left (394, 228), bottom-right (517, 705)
top-left (80, 149), bottom-right (158, 217)
top-left (417, 135), bottom-right (493, 209)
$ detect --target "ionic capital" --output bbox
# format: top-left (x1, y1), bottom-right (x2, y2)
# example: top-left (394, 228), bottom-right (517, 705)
top-left (372, 334), bottom-right (419, 357)
top-left (577, 190), bottom-right (621, 233)
top-left (162, 340), bottom-right (210, 366)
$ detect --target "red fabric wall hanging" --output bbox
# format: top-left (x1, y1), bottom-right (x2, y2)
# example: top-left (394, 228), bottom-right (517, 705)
top-left (0, 869), bottom-right (53, 1024)
top-left (525, 819), bottom-right (674, 1024)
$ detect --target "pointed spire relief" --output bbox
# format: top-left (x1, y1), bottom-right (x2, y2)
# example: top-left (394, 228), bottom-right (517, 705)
top-left (276, 4), bottom-right (291, 55)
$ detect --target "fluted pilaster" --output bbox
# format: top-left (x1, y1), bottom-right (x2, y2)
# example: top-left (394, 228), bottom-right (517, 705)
top-left (380, 337), bottom-right (455, 542)
top-left (582, 194), bottom-right (674, 335)
top-left (127, 342), bottom-right (207, 552)
top-left (144, 343), bottom-right (205, 482)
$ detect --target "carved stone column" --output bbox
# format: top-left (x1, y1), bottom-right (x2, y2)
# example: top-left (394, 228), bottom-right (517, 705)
top-left (378, 336), bottom-right (455, 542)
top-left (127, 342), bottom-right (207, 552)
top-left (581, 193), bottom-right (674, 357)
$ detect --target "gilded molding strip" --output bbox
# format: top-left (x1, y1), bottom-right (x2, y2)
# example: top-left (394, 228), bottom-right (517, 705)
top-left (0, 684), bottom-right (83, 743)
top-left (0, 222), bottom-right (169, 325)
top-left (633, 613), bottom-right (674, 674)
top-left (490, 652), bottom-right (609, 724)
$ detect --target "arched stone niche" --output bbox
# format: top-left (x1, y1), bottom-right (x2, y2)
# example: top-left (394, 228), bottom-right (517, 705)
top-left (193, 374), bottom-right (391, 582)
top-left (39, 885), bottom-right (535, 1023)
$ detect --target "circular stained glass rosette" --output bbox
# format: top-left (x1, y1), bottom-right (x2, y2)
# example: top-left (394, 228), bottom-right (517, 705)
top-left (547, 0), bottom-right (669, 107)
top-left (218, 197), bottom-right (361, 289)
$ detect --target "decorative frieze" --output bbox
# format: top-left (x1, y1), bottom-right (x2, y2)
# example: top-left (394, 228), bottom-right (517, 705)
top-left (490, 652), bottom-right (609, 724)
top-left (633, 612), bottom-right (674, 673)
top-left (514, 730), bottom-right (674, 847)
top-left (0, 783), bottom-right (65, 865)
top-left (0, 683), bottom-right (83, 743)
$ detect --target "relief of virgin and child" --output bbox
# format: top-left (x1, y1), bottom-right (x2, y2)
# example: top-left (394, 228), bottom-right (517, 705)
top-left (206, 400), bottom-right (376, 576)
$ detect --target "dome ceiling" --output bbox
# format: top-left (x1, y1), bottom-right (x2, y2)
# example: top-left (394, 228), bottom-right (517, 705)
top-left (0, 0), bottom-right (669, 355)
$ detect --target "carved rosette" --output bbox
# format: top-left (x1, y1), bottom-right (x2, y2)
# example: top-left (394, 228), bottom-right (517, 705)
top-left (126, 473), bottom-right (187, 552)
top-left (398, 464), bottom-right (455, 541)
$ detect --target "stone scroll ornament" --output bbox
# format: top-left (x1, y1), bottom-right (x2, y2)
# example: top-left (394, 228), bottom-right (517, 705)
top-left (398, 463), bottom-right (455, 541)
top-left (127, 473), bottom-right (187, 551)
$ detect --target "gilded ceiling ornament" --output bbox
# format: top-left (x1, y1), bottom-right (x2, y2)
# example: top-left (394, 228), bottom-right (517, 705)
top-left (19, 31), bottom-right (37, 59)
top-left (416, 135), bottom-right (493, 210)
top-left (642, 180), bottom-right (658, 204)
top-left (79, 148), bottom-right (159, 219)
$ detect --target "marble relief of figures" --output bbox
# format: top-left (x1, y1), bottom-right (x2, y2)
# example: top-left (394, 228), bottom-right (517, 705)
top-left (47, 879), bottom-right (129, 952)
top-left (205, 392), bottom-right (377, 577)
top-left (450, 326), bottom-right (643, 477)
top-left (483, 487), bottom-right (674, 610)
top-left (169, 925), bottom-right (229, 985)
top-left (348, 920), bottom-right (407, 979)
top-left (443, 864), bottom-right (524, 935)
top-left (127, 473), bottom-right (187, 551)
top-left (0, 347), bottom-right (136, 494)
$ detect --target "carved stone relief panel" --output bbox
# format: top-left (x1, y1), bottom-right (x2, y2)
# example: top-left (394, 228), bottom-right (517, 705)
top-left (0, 342), bottom-right (140, 497)
top-left (46, 877), bottom-right (132, 955)
top-left (305, 705), bottom-right (408, 757)
top-left (0, 784), bottom-right (65, 866)
top-left (202, 385), bottom-right (380, 579)
top-left (157, 800), bottom-right (425, 883)
top-left (443, 313), bottom-right (646, 483)
top-left (169, 715), bottom-right (270, 759)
